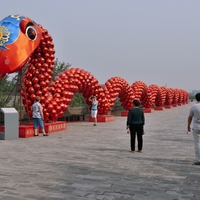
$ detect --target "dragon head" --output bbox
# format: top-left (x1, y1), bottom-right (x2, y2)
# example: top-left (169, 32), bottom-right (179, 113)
top-left (0, 14), bottom-right (42, 78)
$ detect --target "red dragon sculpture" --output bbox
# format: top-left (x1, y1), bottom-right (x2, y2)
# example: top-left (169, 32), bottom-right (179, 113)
top-left (0, 15), bottom-right (189, 122)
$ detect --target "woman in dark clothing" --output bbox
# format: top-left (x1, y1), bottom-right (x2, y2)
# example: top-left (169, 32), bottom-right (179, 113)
top-left (126, 100), bottom-right (145, 152)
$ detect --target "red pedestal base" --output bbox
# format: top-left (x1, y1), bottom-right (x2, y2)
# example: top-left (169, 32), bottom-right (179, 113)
top-left (154, 107), bottom-right (165, 111)
top-left (19, 125), bottom-right (35, 138)
top-left (19, 121), bottom-right (67, 138)
top-left (143, 108), bottom-right (154, 113)
top-left (41, 121), bottom-right (67, 133)
top-left (0, 126), bottom-right (5, 132)
top-left (121, 111), bottom-right (128, 116)
top-left (1, 125), bottom-right (35, 138)
top-left (164, 105), bottom-right (172, 109)
top-left (89, 115), bottom-right (114, 122)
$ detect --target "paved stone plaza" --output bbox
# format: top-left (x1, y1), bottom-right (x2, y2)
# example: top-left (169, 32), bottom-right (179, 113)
top-left (0, 102), bottom-right (200, 200)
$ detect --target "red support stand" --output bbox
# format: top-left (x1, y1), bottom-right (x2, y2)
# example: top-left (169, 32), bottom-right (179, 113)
top-left (40, 121), bottom-right (67, 133)
top-left (19, 121), bottom-right (67, 138)
top-left (121, 111), bottom-right (128, 116)
top-left (19, 125), bottom-right (35, 138)
top-left (164, 105), bottom-right (172, 109)
top-left (89, 115), bottom-right (114, 122)
top-left (143, 108), bottom-right (154, 113)
top-left (154, 107), bottom-right (165, 111)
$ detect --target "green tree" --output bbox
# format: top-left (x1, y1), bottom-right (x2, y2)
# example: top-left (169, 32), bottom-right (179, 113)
top-left (52, 58), bottom-right (71, 80)
top-left (69, 93), bottom-right (87, 107)
top-left (0, 74), bottom-right (14, 107)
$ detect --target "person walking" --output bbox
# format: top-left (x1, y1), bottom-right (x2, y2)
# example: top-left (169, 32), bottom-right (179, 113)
top-left (188, 93), bottom-right (200, 165)
top-left (32, 96), bottom-right (49, 136)
top-left (126, 100), bottom-right (145, 152)
top-left (89, 96), bottom-right (98, 126)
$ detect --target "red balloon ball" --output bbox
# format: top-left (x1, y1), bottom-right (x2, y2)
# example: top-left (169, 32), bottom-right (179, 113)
top-left (26, 73), bottom-right (33, 80)
top-left (33, 70), bottom-right (40, 77)
top-left (51, 109), bottom-right (57, 115)
top-left (49, 64), bottom-right (54, 71)
top-left (35, 63), bottom-right (42, 69)
top-left (44, 72), bottom-right (49, 79)
top-left (25, 80), bottom-right (32, 87)
top-left (51, 115), bottom-right (58, 122)
top-left (42, 62), bottom-right (48, 69)
top-left (44, 92), bottom-right (53, 100)
top-left (38, 74), bottom-right (45, 81)
top-left (54, 97), bottom-right (60, 105)
top-left (28, 110), bottom-right (33, 117)
top-left (36, 90), bottom-right (42, 96)
top-left (32, 77), bottom-right (39, 84)
top-left (46, 58), bottom-right (52, 65)
top-left (34, 84), bottom-right (40, 91)
top-left (27, 99), bottom-right (32, 106)
top-left (54, 93), bottom-right (61, 98)
top-left (61, 97), bottom-right (67, 104)
top-left (45, 79), bottom-right (50, 86)
top-left (39, 68), bottom-right (46, 74)
top-left (31, 58), bottom-right (38, 65)
top-left (44, 111), bottom-right (49, 117)
top-left (57, 111), bottom-right (64, 118)
top-left (28, 87), bottom-right (35, 94)
top-left (60, 103), bottom-right (66, 111)
top-left (30, 94), bottom-right (36, 101)
top-left (43, 108), bottom-right (47, 115)
top-left (40, 96), bottom-right (45, 103)
top-left (51, 101), bottom-right (57, 108)
top-left (48, 87), bottom-right (55, 93)
top-left (63, 105), bottom-right (68, 111)
top-left (66, 98), bottom-right (72, 104)
top-left (40, 81), bottom-right (46, 88)
top-left (56, 105), bottom-right (61, 113)
top-left (55, 88), bottom-right (61, 94)
top-left (42, 88), bottom-right (48, 95)
top-left (47, 68), bottom-right (53, 76)
top-left (47, 104), bottom-right (53, 113)
top-left (40, 57), bottom-right (45, 64)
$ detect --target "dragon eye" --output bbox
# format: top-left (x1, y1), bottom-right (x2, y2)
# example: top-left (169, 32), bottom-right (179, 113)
top-left (26, 26), bottom-right (37, 40)
top-left (20, 19), bottom-right (37, 41)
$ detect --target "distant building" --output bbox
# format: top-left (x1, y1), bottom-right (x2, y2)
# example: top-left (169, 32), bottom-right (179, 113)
top-left (189, 90), bottom-right (200, 99)
top-left (191, 90), bottom-right (200, 95)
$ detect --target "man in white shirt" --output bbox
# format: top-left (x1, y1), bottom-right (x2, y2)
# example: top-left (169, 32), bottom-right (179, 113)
top-left (188, 93), bottom-right (200, 165)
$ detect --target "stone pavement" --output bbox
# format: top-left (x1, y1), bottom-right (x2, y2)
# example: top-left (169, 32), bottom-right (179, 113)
top-left (0, 102), bottom-right (200, 200)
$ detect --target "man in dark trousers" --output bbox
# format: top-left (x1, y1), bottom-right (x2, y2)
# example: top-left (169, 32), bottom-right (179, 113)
top-left (126, 100), bottom-right (145, 153)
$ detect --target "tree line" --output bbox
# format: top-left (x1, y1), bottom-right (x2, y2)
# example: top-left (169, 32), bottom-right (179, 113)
top-left (0, 59), bottom-right (87, 110)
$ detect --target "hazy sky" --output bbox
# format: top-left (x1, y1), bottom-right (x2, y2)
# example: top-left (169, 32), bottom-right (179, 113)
top-left (1, 0), bottom-right (199, 91)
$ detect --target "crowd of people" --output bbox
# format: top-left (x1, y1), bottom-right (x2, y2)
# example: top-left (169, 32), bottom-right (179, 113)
top-left (31, 92), bottom-right (200, 166)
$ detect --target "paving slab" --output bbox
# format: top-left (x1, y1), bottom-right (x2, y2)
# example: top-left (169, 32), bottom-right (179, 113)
top-left (0, 103), bottom-right (199, 200)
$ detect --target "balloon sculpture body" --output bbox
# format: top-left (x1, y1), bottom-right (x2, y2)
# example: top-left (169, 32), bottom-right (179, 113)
top-left (0, 14), bottom-right (189, 122)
